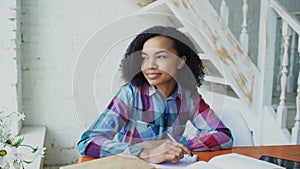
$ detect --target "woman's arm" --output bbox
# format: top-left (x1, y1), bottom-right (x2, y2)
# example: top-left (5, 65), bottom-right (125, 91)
top-left (77, 84), bottom-right (144, 158)
top-left (180, 96), bottom-right (233, 151)
top-left (77, 111), bottom-right (144, 158)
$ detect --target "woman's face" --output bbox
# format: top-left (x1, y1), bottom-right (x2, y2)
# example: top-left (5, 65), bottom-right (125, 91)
top-left (141, 36), bottom-right (185, 89)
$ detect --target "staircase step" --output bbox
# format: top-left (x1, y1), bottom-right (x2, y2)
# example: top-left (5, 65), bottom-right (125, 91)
top-left (138, 0), bottom-right (167, 12)
top-left (177, 27), bottom-right (204, 53)
top-left (204, 76), bottom-right (230, 85)
top-left (201, 81), bottom-right (238, 99)
top-left (198, 53), bottom-right (210, 60)
top-left (138, 0), bottom-right (184, 28)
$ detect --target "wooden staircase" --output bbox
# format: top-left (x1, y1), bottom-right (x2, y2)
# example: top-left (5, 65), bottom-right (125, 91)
top-left (139, 0), bottom-right (300, 145)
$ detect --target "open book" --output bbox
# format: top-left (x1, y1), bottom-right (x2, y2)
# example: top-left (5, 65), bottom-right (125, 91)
top-left (185, 153), bottom-right (285, 169)
top-left (59, 153), bottom-right (155, 169)
top-left (150, 154), bottom-right (199, 168)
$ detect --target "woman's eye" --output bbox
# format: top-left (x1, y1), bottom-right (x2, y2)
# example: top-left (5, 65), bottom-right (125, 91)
top-left (157, 55), bottom-right (166, 59)
top-left (141, 56), bottom-right (148, 60)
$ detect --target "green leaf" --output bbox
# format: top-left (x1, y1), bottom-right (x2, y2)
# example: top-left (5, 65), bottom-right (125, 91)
top-left (13, 137), bottom-right (24, 147)
top-left (23, 160), bottom-right (33, 164)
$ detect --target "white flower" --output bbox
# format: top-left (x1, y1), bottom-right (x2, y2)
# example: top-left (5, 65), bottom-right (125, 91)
top-left (13, 161), bottom-right (21, 169)
top-left (0, 155), bottom-right (8, 168)
top-left (0, 142), bottom-right (18, 169)
top-left (33, 147), bottom-right (46, 159)
top-left (16, 112), bottom-right (25, 121)
top-left (0, 110), bottom-right (46, 168)
top-left (7, 111), bottom-right (25, 122)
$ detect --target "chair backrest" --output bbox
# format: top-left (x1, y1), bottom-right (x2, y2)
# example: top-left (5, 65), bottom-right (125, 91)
top-left (217, 108), bottom-right (254, 147)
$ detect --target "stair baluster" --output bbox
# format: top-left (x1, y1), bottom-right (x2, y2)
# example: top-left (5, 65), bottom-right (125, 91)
top-left (287, 31), bottom-right (296, 93)
top-left (239, 0), bottom-right (249, 56)
top-left (277, 21), bottom-right (291, 130)
top-left (276, 41), bottom-right (284, 92)
top-left (291, 37), bottom-right (300, 144)
top-left (220, 0), bottom-right (229, 26)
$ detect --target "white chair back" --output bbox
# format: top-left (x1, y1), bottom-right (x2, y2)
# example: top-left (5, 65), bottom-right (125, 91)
top-left (218, 108), bottom-right (254, 147)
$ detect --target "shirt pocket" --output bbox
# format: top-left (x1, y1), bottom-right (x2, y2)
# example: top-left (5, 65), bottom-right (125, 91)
top-left (132, 120), bottom-right (160, 140)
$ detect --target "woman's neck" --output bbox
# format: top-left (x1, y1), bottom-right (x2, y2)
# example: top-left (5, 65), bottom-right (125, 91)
top-left (155, 82), bottom-right (177, 99)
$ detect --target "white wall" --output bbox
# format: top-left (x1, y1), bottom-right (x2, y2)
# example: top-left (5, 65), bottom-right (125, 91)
top-left (0, 0), bottom-right (18, 114)
top-left (20, 0), bottom-right (143, 166)
top-left (0, 0), bottom-right (22, 135)
top-left (19, 0), bottom-right (300, 167)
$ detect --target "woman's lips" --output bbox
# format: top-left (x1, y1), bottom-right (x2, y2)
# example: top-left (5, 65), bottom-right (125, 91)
top-left (146, 73), bottom-right (161, 79)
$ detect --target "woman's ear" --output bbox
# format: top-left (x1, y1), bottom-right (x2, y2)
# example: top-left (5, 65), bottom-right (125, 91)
top-left (177, 56), bottom-right (187, 69)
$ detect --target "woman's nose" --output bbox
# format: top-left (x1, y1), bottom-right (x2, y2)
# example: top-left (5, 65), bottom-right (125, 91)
top-left (146, 58), bottom-right (158, 69)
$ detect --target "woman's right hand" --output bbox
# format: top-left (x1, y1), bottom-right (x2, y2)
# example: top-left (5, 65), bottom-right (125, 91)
top-left (135, 139), bottom-right (192, 164)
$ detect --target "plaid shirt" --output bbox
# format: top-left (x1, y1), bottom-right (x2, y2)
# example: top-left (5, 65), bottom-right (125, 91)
top-left (77, 83), bottom-right (233, 158)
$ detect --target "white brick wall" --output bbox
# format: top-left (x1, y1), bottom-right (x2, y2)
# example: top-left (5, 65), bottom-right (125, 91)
top-left (20, 0), bottom-right (300, 167)
top-left (20, 0), bottom-right (143, 166)
top-left (0, 0), bottom-right (22, 135)
top-left (0, 0), bottom-right (18, 113)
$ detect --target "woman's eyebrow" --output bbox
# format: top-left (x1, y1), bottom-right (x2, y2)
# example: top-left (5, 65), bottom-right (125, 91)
top-left (155, 50), bottom-right (169, 55)
top-left (141, 50), bottom-right (170, 55)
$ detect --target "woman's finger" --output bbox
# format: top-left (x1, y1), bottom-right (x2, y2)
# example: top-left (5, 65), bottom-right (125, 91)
top-left (167, 149), bottom-right (184, 159)
top-left (166, 141), bottom-right (192, 157)
top-left (164, 153), bottom-right (181, 163)
top-left (176, 143), bottom-right (192, 156)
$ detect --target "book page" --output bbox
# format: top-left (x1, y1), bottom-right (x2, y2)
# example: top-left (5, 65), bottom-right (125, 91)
top-left (150, 154), bottom-right (198, 168)
top-left (208, 153), bottom-right (285, 169)
top-left (185, 161), bottom-right (222, 169)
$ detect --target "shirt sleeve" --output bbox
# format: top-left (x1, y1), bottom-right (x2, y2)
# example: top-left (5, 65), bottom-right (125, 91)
top-left (77, 84), bottom-right (144, 158)
top-left (180, 95), bottom-right (233, 151)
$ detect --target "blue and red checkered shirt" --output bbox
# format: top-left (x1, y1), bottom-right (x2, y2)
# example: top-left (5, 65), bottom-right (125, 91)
top-left (77, 83), bottom-right (233, 158)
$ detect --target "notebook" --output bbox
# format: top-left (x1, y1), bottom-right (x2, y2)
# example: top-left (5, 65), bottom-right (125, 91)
top-left (150, 154), bottom-right (198, 168)
top-left (260, 155), bottom-right (300, 169)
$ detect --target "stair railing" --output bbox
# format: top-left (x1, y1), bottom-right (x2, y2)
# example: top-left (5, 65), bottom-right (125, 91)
top-left (215, 0), bottom-right (300, 144)
top-left (219, 0), bottom-right (250, 59)
top-left (270, 0), bottom-right (300, 144)
top-left (292, 45), bottom-right (300, 144)
top-left (141, 0), bottom-right (299, 144)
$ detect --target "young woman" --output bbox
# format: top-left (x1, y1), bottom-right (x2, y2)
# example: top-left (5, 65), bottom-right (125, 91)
top-left (77, 26), bottom-right (233, 164)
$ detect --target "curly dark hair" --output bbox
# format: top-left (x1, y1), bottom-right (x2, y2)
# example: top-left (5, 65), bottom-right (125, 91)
top-left (120, 26), bottom-right (204, 89)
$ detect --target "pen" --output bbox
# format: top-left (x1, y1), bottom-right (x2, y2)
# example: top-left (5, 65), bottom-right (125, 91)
top-left (167, 132), bottom-right (194, 156)
top-left (167, 132), bottom-right (177, 142)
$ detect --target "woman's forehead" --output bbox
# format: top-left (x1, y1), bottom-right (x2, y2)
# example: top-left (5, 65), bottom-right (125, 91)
top-left (142, 36), bottom-right (177, 55)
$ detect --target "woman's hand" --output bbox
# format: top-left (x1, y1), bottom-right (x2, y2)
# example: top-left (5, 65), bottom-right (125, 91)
top-left (135, 139), bottom-right (192, 164)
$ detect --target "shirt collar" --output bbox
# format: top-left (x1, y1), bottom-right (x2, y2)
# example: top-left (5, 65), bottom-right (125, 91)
top-left (148, 83), bottom-right (182, 101)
